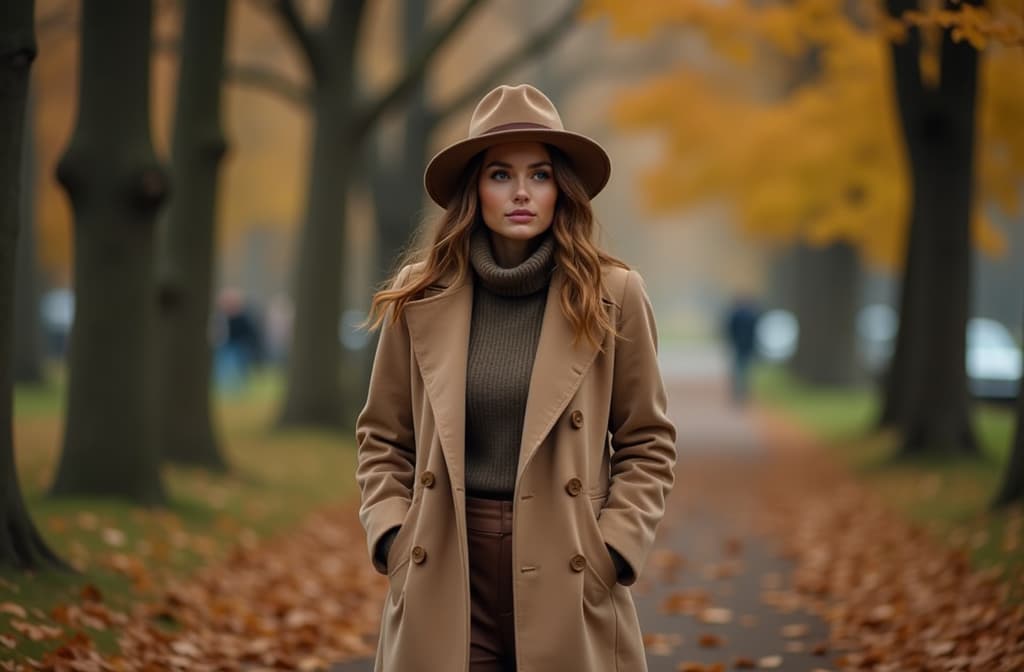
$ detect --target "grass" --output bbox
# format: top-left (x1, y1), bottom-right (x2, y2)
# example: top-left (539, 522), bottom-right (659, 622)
top-left (751, 363), bottom-right (1024, 600)
top-left (3, 367), bottom-right (360, 661)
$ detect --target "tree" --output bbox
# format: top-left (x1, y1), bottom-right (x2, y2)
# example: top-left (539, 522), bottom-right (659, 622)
top-left (1, 0), bottom-right (66, 569)
top-left (885, 0), bottom-right (983, 457)
top-left (14, 90), bottom-right (44, 384)
top-left (153, 0), bottom-right (231, 471)
top-left (50, 0), bottom-right (169, 504)
top-left (264, 0), bottom-right (488, 429)
top-left (591, 0), bottom-right (1023, 454)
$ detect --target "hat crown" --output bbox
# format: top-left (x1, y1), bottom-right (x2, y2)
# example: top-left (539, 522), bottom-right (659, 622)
top-left (468, 84), bottom-right (564, 138)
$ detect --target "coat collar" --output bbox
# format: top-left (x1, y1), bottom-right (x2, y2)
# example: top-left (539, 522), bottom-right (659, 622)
top-left (403, 265), bottom-right (601, 495)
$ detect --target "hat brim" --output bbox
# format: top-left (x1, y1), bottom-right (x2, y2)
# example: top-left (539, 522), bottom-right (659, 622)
top-left (423, 128), bottom-right (611, 209)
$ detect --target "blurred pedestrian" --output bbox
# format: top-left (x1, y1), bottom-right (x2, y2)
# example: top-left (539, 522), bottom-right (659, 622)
top-left (722, 294), bottom-right (761, 405)
top-left (213, 288), bottom-right (262, 394)
top-left (355, 84), bottom-right (677, 671)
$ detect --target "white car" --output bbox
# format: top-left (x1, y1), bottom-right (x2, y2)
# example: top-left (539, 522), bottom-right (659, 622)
top-left (856, 306), bottom-right (1021, 402)
top-left (967, 317), bottom-right (1022, 402)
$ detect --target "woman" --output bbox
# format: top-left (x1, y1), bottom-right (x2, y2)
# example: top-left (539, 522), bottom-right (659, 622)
top-left (355, 84), bottom-right (677, 672)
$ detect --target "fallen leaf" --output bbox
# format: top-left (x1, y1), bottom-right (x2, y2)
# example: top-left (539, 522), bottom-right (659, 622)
top-left (80, 585), bottom-right (102, 603)
top-left (101, 527), bottom-right (126, 547)
top-left (780, 623), bottom-right (808, 638)
top-left (698, 632), bottom-right (725, 648)
top-left (0, 602), bottom-right (26, 619)
top-left (700, 607), bottom-right (733, 624)
top-left (642, 632), bottom-right (682, 656)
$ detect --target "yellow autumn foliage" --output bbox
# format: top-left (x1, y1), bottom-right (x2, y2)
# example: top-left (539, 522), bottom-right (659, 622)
top-left (589, 0), bottom-right (1023, 269)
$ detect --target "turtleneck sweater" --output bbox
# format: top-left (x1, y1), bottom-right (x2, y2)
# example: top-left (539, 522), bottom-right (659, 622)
top-left (464, 226), bottom-right (554, 499)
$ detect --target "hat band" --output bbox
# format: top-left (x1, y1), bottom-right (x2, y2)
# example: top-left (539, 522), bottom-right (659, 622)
top-left (479, 121), bottom-right (553, 136)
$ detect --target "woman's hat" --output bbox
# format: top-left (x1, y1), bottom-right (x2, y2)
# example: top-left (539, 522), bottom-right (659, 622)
top-left (423, 84), bottom-right (611, 208)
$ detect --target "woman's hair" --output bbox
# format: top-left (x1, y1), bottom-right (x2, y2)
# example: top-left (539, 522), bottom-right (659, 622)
top-left (365, 144), bottom-right (629, 350)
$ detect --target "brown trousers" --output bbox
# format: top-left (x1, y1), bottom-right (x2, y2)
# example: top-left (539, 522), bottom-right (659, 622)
top-left (465, 494), bottom-right (517, 672)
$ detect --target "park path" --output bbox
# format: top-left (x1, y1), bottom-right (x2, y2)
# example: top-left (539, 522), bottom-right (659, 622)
top-left (332, 344), bottom-right (837, 671)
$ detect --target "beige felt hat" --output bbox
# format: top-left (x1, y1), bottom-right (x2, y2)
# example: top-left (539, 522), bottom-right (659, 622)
top-left (424, 84), bottom-right (611, 208)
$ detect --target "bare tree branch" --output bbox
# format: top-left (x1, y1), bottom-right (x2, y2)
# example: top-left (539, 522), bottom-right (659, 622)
top-left (226, 62), bottom-right (310, 107)
top-left (154, 34), bottom-right (310, 107)
top-left (273, 0), bottom-right (324, 82)
top-left (352, 0), bottom-right (488, 138)
top-left (428, 0), bottom-right (582, 128)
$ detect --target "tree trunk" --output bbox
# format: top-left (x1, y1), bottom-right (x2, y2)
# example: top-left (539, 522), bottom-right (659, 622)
top-left (372, 0), bottom-right (430, 284)
top-left (876, 207), bottom-right (923, 428)
top-left (14, 91), bottom-right (44, 384)
top-left (50, 0), bottom-right (169, 503)
top-left (154, 0), bottom-right (229, 471)
top-left (0, 0), bottom-right (66, 570)
top-left (277, 3), bottom-right (363, 429)
top-left (886, 0), bottom-right (980, 458)
top-left (787, 240), bottom-right (861, 386)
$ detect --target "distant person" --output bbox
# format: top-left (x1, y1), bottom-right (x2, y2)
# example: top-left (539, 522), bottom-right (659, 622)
top-left (214, 288), bottom-right (262, 393)
top-left (723, 295), bottom-right (761, 405)
top-left (355, 84), bottom-right (677, 671)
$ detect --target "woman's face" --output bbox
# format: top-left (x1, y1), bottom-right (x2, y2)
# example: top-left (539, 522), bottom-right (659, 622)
top-left (477, 141), bottom-right (558, 244)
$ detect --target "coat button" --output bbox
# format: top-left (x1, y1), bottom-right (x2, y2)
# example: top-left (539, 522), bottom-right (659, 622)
top-left (570, 554), bottom-right (586, 572)
top-left (411, 545), bottom-right (427, 564)
top-left (420, 470), bottom-right (435, 488)
top-left (565, 478), bottom-right (582, 496)
top-left (570, 409), bottom-right (584, 429)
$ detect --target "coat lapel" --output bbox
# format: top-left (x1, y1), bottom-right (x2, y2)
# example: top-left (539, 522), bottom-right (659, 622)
top-left (404, 273), bottom-right (473, 495)
top-left (517, 268), bottom-right (602, 481)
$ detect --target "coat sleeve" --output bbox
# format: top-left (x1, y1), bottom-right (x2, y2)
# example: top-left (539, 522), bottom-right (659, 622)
top-left (355, 265), bottom-right (418, 575)
top-left (599, 268), bottom-right (677, 586)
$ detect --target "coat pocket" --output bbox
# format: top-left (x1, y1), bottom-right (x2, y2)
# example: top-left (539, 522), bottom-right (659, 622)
top-left (583, 491), bottom-right (619, 597)
top-left (386, 501), bottom-right (419, 605)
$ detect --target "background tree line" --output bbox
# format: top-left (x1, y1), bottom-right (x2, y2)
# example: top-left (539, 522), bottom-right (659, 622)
top-left (1, 0), bottom-right (584, 569)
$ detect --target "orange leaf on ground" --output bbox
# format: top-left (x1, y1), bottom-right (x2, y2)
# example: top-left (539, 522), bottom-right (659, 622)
top-left (0, 602), bottom-right (26, 618)
top-left (699, 632), bottom-right (726, 647)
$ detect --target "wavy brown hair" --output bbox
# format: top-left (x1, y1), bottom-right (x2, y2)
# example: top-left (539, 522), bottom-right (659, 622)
top-left (365, 144), bottom-right (629, 350)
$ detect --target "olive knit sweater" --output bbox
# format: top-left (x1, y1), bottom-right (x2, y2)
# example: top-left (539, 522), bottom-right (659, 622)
top-left (463, 226), bottom-right (554, 500)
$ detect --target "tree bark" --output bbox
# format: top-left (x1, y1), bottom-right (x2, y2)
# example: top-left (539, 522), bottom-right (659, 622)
top-left (1, 0), bottom-right (67, 570)
top-left (154, 0), bottom-right (230, 471)
top-left (372, 0), bottom-right (430, 285)
top-left (876, 207), bottom-right (923, 427)
top-left (886, 0), bottom-right (980, 457)
top-left (50, 0), bottom-right (169, 503)
top-left (991, 304), bottom-right (1024, 507)
top-left (787, 240), bottom-right (862, 386)
top-left (276, 2), bottom-right (363, 429)
top-left (14, 90), bottom-right (44, 384)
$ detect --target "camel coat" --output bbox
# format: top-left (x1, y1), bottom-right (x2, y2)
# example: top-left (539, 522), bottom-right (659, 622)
top-left (355, 260), bottom-right (677, 672)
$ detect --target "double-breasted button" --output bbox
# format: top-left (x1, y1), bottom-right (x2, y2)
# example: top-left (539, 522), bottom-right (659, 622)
top-left (565, 478), bottom-right (583, 497)
top-left (411, 545), bottom-right (427, 564)
top-left (570, 554), bottom-right (587, 572)
top-left (570, 409), bottom-right (584, 429)
top-left (420, 470), bottom-right (435, 488)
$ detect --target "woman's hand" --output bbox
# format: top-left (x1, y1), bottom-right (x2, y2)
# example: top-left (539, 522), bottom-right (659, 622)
top-left (606, 544), bottom-right (629, 582)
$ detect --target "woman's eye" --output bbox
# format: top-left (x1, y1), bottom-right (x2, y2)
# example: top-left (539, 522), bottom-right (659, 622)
top-left (532, 170), bottom-right (551, 181)
top-left (490, 170), bottom-right (509, 180)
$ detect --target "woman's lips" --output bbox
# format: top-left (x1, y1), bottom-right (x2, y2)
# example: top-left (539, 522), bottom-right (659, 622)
top-left (506, 210), bottom-right (535, 223)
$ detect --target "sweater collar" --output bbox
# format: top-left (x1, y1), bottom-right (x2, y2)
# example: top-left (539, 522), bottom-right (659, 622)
top-left (470, 226), bottom-right (555, 297)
